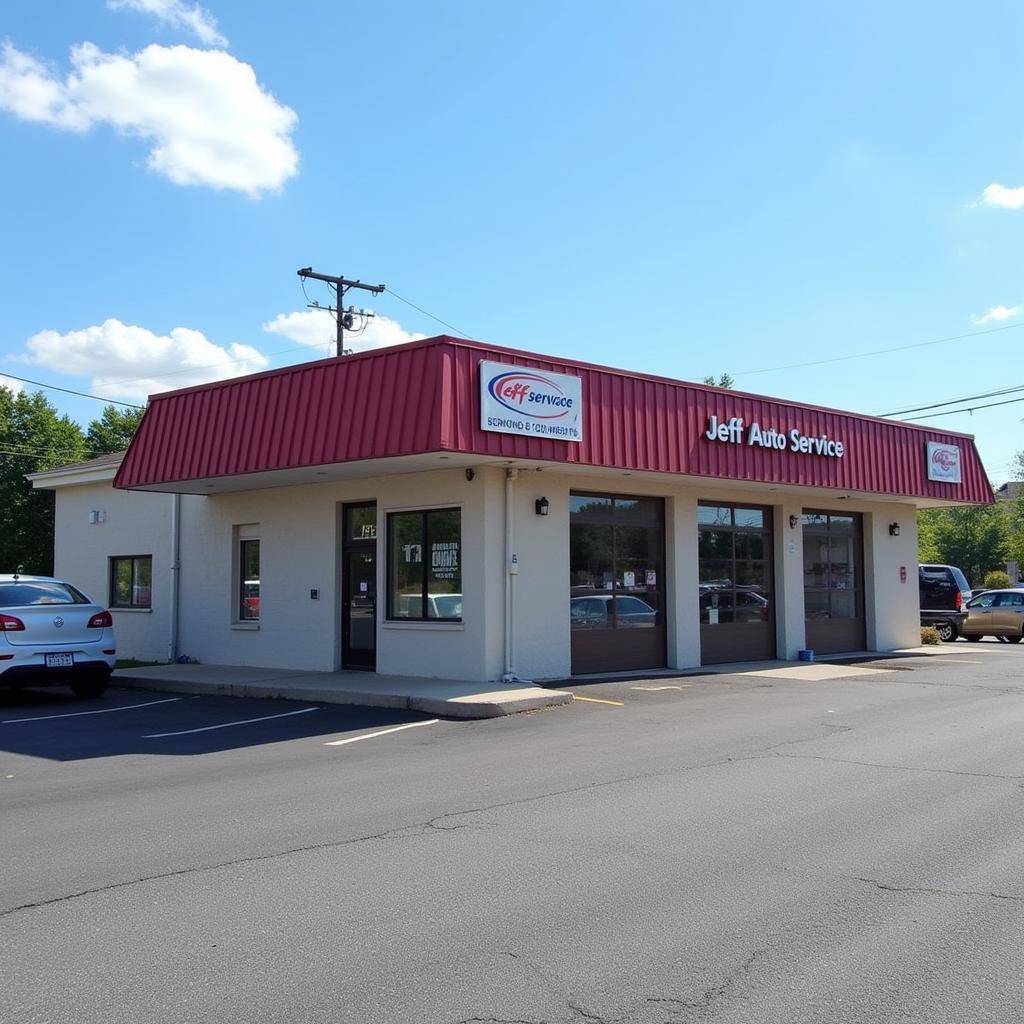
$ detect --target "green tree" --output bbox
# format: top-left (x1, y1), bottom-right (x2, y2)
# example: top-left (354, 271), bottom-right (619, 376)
top-left (0, 387), bottom-right (88, 574)
top-left (86, 404), bottom-right (144, 454)
top-left (702, 373), bottom-right (735, 389)
top-left (1005, 451), bottom-right (1024, 574)
top-left (916, 502), bottom-right (1008, 587)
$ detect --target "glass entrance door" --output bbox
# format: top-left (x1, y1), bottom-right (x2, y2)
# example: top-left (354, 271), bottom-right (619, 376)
top-left (342, 503), bottom-right (377, 670)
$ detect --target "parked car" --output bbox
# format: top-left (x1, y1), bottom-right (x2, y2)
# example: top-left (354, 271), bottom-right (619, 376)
top-left (393, 593), bottom-right (462, 619)
top-left (960, 589), bottom-right (1024, 643)
top-left (919, 563), bottom-right (971, 642)
top-left (570, 594), bottom-right (657, 628)
top-left (0, 574), bottom-right (116, 698)
top-left (699, 587), bottom-right (770, 623)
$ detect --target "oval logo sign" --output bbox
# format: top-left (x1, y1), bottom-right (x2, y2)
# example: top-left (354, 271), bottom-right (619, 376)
top-left (53, 616), bottom-right (64, 628)
top-left (480, 360), bottom-right (583, 442)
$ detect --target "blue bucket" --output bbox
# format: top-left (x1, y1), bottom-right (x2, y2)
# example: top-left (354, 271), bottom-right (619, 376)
top-left (797, 649), bottom-right (814, 662)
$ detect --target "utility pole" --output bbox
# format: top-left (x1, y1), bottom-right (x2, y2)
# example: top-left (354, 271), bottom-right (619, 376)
top-left (297, 268), bottom-right (386, 357)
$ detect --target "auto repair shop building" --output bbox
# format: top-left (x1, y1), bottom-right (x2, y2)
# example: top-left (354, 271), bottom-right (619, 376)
top-left (31, 336), bottom-right (992, 682)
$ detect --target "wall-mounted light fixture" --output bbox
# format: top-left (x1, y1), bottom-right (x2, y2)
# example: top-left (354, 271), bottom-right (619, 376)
top-left (535, 497), bottom-right (550, 516)
top-left (788, 514), bottom-right (799, 529)
top-left (889, 522), bottom-right (900, 537)
top-left (465, 467), bottom-right (475, 481)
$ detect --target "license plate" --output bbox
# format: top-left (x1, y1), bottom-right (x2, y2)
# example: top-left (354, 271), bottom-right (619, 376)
top-left (45, 653), bottom-right (74, 668)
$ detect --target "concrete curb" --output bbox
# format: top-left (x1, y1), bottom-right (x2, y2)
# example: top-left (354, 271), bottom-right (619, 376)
top-left (113, 672), bottom-right (573, 720)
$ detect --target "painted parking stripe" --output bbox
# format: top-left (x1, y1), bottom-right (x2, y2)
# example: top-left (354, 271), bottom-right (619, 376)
top-left (573, 695), bottom-right (625, 706)
top-left (632, 684), bottom-right (691, 691)
top-left (2, 697), bottom-right (182, 725)
top-left (142, 706), bottom-right (319, 738)
top-left (324, 719), bottom-right (440, 746)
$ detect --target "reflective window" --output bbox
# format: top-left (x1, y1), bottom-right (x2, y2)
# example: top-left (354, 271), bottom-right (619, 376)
top-left (110, 555), bottom-right (152, 609)
top-left (802, 511), bottom-right (860, 621)
top-left (570, 493), bottom-right (664, 630)
top-left (697, 503), bottom-right (773, 626)
top-left (388, 508), bottom-right (462, 621)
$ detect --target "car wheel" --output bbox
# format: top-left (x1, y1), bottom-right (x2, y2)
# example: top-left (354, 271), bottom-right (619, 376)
top-left (71, 674), bottom-right (109, 699)
top-left (936, 621), bottom-right (957, 642)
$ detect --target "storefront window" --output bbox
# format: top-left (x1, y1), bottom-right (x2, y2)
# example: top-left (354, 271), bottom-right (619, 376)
top-left (387, 508), bottom-right (462, 621)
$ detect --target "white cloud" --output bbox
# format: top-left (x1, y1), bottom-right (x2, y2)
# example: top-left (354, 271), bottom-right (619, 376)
top-left (108, 0), bottom-right (227, 47)
top-left (0, 375), bottom-right (24, 395)
top-left (262, 309), bottom-right (428, 353)
top-left (0, 41), bottom-right (298, 196)
top-left (971, 304), bottom-right (1021, 325)
top-left (25, 319), bottom-right (270, 401)
top-left (980, 183), bottom-right (1024, 210)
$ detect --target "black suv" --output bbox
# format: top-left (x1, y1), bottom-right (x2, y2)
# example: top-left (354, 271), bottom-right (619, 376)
top-left (919, 564), bottom-right (972, 641)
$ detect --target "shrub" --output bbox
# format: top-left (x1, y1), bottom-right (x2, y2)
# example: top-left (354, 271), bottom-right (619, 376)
top-left (982, 570), bottom-right (1012, 590)
top-left (920, 625), bottom-right (941, 645)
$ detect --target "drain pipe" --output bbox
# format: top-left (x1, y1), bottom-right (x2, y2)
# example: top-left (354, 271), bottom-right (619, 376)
top-left (502, 468), bottom-right (520, 683)
top-left (168, 493), bottom-right (181, 663)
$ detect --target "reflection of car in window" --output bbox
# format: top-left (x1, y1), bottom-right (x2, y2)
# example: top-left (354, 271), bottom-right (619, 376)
top-left (570, 595), bottom-right (657, 628)
top-left (699, 587), bottom-right (769, 623)
top-left (395, 593), bottom-right (462, 619)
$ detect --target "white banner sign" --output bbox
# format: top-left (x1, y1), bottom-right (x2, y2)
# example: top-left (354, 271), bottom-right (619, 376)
top-left (926, 442), bottom-right (961, 483)
top-left (480, 361), bottom-right (583, 442)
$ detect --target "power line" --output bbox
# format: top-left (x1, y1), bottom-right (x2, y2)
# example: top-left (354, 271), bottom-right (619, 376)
top-left (879, 383), bottom-right (1024, 417)
top-left (733, 320), bottom-right (1024, 378)
top-left (0, 373), bottom-right (144, 409)
top-left (385, 287), bottom-right (473, 339)
top-left (892, 394), bottom-right (1024, 422)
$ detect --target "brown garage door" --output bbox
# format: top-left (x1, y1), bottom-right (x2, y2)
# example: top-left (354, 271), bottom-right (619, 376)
top-left (698, 503), bottom-right (775, 664)
top-left (803, 511), bottom-right (866, 654)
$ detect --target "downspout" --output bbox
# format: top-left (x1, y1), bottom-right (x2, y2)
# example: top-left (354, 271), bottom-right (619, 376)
top-left (168, 493), bottom-right (181, 663)
top-left (502, 468), bottom-right (520, 683)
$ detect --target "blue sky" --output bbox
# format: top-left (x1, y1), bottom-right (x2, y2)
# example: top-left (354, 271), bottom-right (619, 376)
top-left (1, 1), bottom-right (1022, 483)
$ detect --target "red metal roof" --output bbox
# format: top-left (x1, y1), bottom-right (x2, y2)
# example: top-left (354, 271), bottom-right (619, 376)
top-left (115, 335), bottom-right (992, 503)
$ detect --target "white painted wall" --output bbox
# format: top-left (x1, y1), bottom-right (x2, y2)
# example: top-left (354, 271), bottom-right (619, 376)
top-left (51, 481), bottom-right (176, 663)
top-left (863, 501), bottom-right (921, 651)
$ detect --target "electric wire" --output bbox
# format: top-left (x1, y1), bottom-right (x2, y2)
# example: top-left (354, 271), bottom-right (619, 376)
top-left (384, 287), bottom-right (473, 339)
top-left (879, 383), bottom-right (1024, 417)
top-left (0, 372), bottom-right (144, 409)
top-left (732, 320), bottom-right (1024, 377)
top-left (891, 394), bottom-right (1024, 421)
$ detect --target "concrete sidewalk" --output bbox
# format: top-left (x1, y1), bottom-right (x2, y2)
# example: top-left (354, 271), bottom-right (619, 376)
top-left (113, 663), bottom-right (574, 719)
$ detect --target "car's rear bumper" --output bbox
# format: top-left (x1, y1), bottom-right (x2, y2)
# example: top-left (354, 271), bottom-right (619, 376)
top-left (920, 610), bottom-right (967, 628)
top-left (0, 660), bottom-right (114, 688)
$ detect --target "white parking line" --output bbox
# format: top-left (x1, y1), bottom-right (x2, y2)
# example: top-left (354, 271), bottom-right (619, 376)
top-left (632, 684), bottom-right (691, 691)
top-left (324, 719), bottom-right (439, 746)
top-left (142, 706), bottom-right (319, 738)
top-left (2, 697), bottom-right (182, 725)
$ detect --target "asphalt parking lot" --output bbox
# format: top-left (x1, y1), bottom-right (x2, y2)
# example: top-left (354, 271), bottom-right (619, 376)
top-left (2, 638), bottom-right (1021, 762)
top-left (0, 686), bottom-right (449, 761)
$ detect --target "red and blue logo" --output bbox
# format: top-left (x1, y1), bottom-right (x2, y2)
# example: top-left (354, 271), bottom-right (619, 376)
top-left (486, 370), bottom-right (576, 420)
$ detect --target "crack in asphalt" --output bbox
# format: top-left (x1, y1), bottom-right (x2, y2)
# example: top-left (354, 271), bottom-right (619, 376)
top-left (769, 752), bottom-right (1024, 781)
top-left (3, 716), bottom-right (1015, 920)
top-left (856, 877), bottom-right (1024, 902)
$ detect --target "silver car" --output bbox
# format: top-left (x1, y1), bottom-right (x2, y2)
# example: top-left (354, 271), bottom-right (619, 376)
top-left (961, 589), bottom-right (1024, 644)
top-left (0, 574), bottom-right (117, 698)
